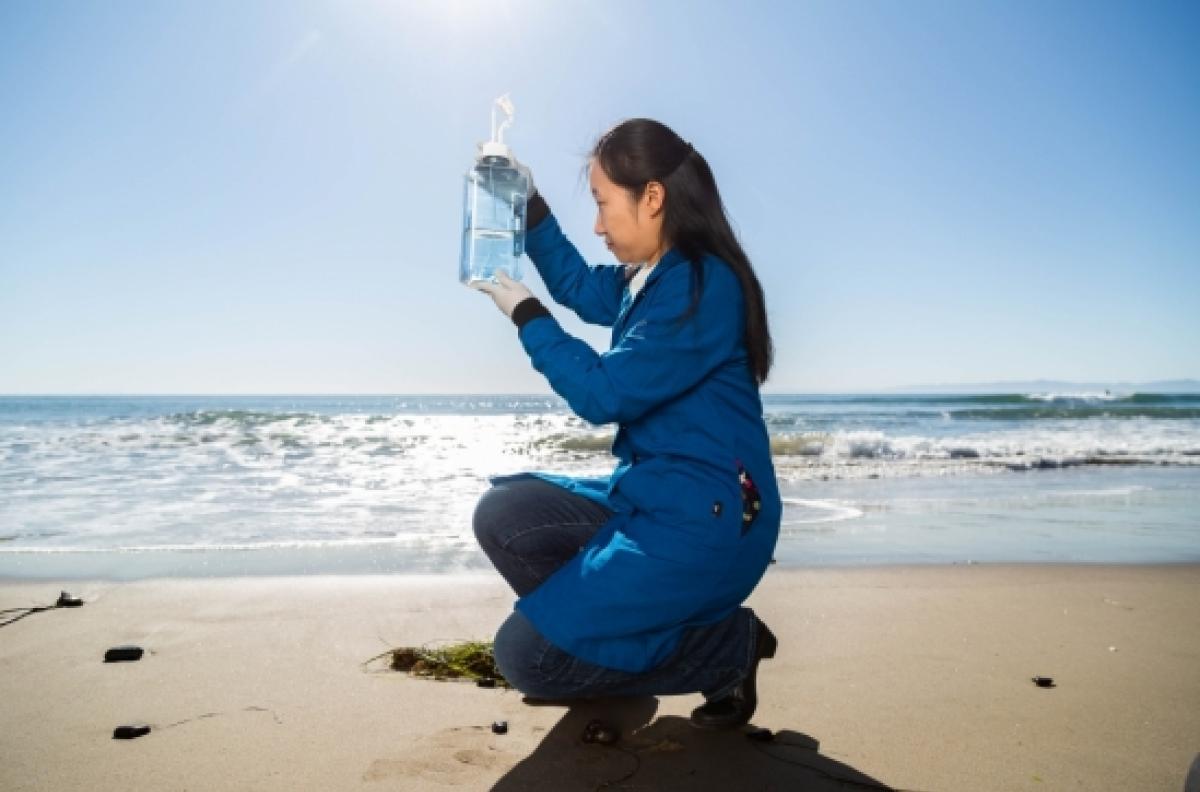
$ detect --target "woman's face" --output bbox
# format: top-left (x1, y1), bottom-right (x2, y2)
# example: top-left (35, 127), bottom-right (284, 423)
top-left (589, 158), bottom-right (666, 265)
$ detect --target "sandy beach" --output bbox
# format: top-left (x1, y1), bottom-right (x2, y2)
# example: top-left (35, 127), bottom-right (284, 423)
top-left (1, 564), bottom-right (1198, 791)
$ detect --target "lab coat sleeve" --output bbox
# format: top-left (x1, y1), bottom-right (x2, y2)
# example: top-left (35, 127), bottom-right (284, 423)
top-left (524, 212), bottom-right (627, 327)
top-left (516, 263), bottom-right (742, 426)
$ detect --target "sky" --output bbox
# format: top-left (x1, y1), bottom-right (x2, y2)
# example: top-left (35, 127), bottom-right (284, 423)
top-left (1, 0), bottom-right (1197, 394)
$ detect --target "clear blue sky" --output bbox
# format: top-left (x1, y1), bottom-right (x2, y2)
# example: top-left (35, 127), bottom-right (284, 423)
top-left (2, 0), bottom-right (1197, 394)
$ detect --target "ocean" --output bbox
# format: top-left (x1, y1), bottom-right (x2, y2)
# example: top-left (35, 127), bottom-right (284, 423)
top-left (1, 392), bottom-right (1197, 579)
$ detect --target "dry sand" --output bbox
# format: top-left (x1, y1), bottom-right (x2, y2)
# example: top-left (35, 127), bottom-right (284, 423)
top-left (1, 564), bottom-right (1198, 791)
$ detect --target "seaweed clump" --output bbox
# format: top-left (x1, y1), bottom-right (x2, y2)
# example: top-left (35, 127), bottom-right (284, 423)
top-left (368, 640), bottom-right (512, 688)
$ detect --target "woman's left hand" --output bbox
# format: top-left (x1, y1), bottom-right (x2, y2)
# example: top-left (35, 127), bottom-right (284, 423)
top-left (470, 270), bottom-right (534, 319)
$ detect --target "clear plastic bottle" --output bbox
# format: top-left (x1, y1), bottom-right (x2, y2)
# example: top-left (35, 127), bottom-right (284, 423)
top-left (460, 94), bottom-right (530, 285)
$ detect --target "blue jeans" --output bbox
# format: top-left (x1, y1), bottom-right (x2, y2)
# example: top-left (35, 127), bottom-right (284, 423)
top-left (473, 476), bottom-right (756, 702)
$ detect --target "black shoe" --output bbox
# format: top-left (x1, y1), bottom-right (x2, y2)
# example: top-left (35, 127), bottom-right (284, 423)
top-left (689, 614), bottom-right (778, 730)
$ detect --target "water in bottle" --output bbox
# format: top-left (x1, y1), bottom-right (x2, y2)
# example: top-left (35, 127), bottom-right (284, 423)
top-left (460, 94), bottom-right (530, 285)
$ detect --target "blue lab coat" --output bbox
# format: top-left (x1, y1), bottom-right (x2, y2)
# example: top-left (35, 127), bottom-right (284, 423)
top-left (488, 212), bottom-right (782, 674)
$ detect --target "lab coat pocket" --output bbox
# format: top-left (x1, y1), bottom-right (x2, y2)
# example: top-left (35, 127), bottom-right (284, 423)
top-left (652, 467), bottom-right (743, 554)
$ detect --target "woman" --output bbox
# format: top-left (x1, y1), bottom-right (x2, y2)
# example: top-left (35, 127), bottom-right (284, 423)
top-left (471, 118), bottom-right (781, 730)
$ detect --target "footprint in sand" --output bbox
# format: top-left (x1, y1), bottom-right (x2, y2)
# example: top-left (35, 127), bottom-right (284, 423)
top-left (363, 726), bottom-right (519, 784)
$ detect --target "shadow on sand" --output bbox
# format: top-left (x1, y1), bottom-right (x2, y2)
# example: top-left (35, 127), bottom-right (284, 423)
top-left (490, 694), bottom-right (900, 792)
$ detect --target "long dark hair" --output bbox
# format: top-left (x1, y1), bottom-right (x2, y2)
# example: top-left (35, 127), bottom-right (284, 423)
top-left (586, 118), bottom-right (774, 386)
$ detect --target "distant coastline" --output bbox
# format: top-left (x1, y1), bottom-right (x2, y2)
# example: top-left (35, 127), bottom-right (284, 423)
top-left (872, 379), bottom-right (1200, 395)
top-left (759, 379), bottom-right (1200, 396)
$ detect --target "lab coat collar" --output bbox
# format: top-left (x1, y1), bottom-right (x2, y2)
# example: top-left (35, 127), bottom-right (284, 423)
top-left (636, 244), bottom-right (690, 292)
top-left (613, 245), bottom-right (691, 334)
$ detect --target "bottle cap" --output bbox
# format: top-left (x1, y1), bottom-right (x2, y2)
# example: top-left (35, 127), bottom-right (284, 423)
top-left (478, 140), bottom-right (512, 161)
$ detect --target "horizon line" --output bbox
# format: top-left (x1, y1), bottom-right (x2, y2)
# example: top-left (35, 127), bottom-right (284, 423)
top-left (1, 381), bottom-right (1198, 398)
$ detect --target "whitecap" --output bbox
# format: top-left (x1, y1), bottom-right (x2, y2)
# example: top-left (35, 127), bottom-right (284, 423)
top-left (781, 497), bottom-right (864, 524)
